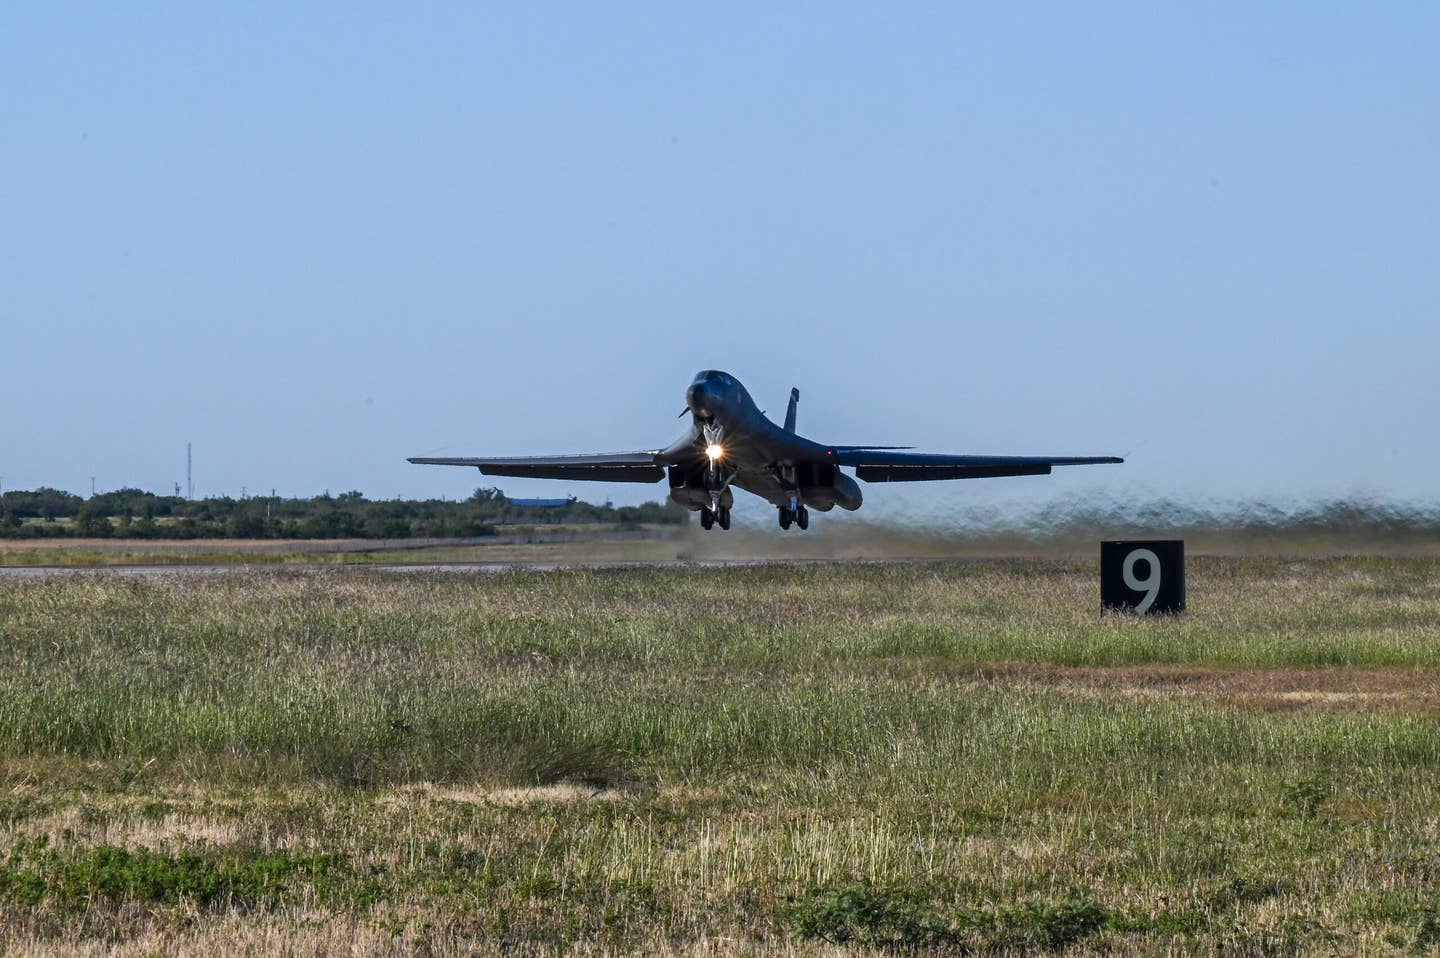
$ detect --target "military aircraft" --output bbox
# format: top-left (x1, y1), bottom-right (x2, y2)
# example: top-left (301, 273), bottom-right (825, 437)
top-left (410, 370), bottom-right (1122, 531)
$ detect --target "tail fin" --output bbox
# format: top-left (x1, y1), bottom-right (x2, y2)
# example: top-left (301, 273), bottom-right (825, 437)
top-left (783, 388), bottom-right (799, 432)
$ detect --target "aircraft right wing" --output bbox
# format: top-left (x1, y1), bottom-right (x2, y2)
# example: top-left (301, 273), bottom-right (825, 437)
top-left (407, 451), bottom-right (666, 483)
top-left (829, 450), bottom-right (1123, 482)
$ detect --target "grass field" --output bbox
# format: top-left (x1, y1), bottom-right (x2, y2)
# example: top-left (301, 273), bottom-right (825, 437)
top-left (3, 558), bottom-right (1440, 954)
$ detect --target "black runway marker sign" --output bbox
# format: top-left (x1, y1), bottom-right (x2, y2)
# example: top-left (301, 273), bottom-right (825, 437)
top-left (1101, 540), bottom-right (1185, 615)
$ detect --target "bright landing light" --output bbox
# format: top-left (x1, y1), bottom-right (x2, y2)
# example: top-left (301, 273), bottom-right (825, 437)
top-left (705, 443), bottom-right (724, 461)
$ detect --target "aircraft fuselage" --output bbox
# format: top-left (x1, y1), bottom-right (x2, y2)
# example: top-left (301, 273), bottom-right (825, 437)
top-left (660, 370), bottom-right (863, 519)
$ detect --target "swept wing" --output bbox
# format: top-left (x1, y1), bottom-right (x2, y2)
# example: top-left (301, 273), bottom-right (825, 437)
top-left (829, 449), bottom-right (1122, 482)
top-left (406, 452), bottom-right (665, 483)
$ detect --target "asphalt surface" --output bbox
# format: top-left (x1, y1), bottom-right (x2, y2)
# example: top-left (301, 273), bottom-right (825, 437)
top-left (0, 558), bottom-right (879, 578)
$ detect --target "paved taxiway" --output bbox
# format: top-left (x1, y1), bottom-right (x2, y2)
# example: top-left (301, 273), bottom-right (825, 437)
top-left (0, 559), bottom-right (860, 579)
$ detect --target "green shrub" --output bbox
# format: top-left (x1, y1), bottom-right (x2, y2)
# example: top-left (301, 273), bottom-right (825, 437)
top-left (782, 883), bottom-right (955, 946)
top-left (994, 893), bottom-right (1112, 949)
top-left (1280, 776), bottom-right (1330, 818)
top-left (783, 883), bottom-right (1113, 951)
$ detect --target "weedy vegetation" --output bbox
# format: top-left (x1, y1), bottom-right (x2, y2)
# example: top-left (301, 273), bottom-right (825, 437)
top-left (2, 557), bottom-right (1440, 954)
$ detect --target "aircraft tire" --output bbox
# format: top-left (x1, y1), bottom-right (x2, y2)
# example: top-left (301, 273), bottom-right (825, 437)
top-left (718, 507), bottom-right (731, 530)
top-left (778, 507), bottom-right (792, 530)
top-left (700, 507), bottom-right (715, 530)
top-left (796, 506), bottom-right (810, 530)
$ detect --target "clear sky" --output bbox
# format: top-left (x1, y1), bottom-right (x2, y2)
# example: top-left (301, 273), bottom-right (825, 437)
top-left (3, 4), bottom-right (1437, 514)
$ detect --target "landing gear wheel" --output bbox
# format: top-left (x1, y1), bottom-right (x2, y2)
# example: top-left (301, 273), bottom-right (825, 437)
top-left (796, 506), bottom-right (810, 530)
top-left (778, 507), bottom-right (792, 530)
top-left (718, 507), bottom-right (731, 530)
top-left (700, 507), bottom-right (715, 530)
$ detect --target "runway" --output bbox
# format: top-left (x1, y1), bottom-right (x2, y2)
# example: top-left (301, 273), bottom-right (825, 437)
top-left (0, 557), bottom-right (896, 579)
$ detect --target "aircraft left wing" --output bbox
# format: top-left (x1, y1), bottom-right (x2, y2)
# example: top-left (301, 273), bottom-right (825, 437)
top-left (829, 450), bottom-right (1122, 482)
top-left (407, 452), bottom-right (665, 483)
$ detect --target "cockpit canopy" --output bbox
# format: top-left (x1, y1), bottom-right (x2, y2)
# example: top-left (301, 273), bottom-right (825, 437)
top-left (693, 370), bottom-right (736, 387)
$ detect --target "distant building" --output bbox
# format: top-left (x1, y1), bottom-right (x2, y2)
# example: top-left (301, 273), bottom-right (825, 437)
top-left (506, 496), bottom-right (577, 508)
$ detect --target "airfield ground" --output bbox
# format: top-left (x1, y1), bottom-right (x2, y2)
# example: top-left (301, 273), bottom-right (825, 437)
top-left (3, 556), bottom-right (1440, 954)
top-left (0, 525), bottom-right (685, 569)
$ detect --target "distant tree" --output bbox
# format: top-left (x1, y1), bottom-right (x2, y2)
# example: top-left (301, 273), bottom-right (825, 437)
top-left (363, 515), bottom-right (412, 539)
top-left (72, 506), bottom-right (112, 538)
top-left (88, 488), bottom-right (160, 518)
top-left (298, 510), bottom-right (362, 538)
top-left (227, 513), bottom-right (267, 538)
top-left (5, 487), bottom-right (83, 521)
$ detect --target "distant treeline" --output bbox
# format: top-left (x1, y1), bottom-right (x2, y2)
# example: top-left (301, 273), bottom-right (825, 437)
top-left (0, 487), bottom-right (685, 540)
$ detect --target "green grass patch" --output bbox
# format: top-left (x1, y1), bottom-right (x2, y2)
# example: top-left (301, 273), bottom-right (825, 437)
top-left (1, 558), bottom-right (1439, 953)
top-left (0, 842), bottom-right (350, 910)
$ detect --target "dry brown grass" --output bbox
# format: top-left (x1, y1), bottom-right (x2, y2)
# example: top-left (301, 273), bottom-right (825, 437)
top-left (3, 558), bottom-right (1440, 954)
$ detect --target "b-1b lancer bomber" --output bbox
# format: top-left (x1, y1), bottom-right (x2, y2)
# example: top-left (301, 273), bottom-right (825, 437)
top-left (410, 370), bottom-right (1122, 531)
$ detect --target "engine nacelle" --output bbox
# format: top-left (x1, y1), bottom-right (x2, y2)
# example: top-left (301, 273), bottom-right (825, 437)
top-left (667, 465), bottom-right (732, 511)
top-left (797, 463), bottom-right (863, 512)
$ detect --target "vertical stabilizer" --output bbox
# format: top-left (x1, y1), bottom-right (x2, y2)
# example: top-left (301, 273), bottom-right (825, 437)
top-left (783, 388), bottom-right (800, 432)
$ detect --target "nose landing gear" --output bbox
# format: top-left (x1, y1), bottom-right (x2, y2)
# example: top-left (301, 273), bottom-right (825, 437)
top-left (777, 505), bottom-right (809, 530)
top-left (699, 505), bottom-right (731, 531)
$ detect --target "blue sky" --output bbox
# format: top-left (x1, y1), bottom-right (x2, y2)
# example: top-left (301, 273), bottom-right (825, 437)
top-left (3, 4), bottom-right (1437, 513)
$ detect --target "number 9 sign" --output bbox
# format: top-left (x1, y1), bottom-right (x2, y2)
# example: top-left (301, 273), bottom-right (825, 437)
top-left (1101, 540), bottom-right (1185, 615)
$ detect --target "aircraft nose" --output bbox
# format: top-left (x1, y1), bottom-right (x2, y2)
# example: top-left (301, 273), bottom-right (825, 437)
top-left (686, 381), bottom-right (722, 418)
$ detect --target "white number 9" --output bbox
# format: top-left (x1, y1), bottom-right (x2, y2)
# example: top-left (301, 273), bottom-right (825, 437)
top-left (1122, 548), bottom-right (1161, 614)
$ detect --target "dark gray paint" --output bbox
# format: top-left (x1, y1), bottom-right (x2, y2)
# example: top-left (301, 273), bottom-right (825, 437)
top-left (410, 370), bottom-right (1122, 529)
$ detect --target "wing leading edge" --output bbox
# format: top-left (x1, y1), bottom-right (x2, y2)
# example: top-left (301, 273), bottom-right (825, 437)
top-left (407, 452), bottom-right (665, 483)
top-left (828, 449), bottom-right (1123, 483)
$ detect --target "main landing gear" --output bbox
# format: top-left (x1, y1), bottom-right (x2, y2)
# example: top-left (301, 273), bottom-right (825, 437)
top-left (777, 505), bottom-right (809, 530)
top-left (699, 505), bottom-right (731, 531)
